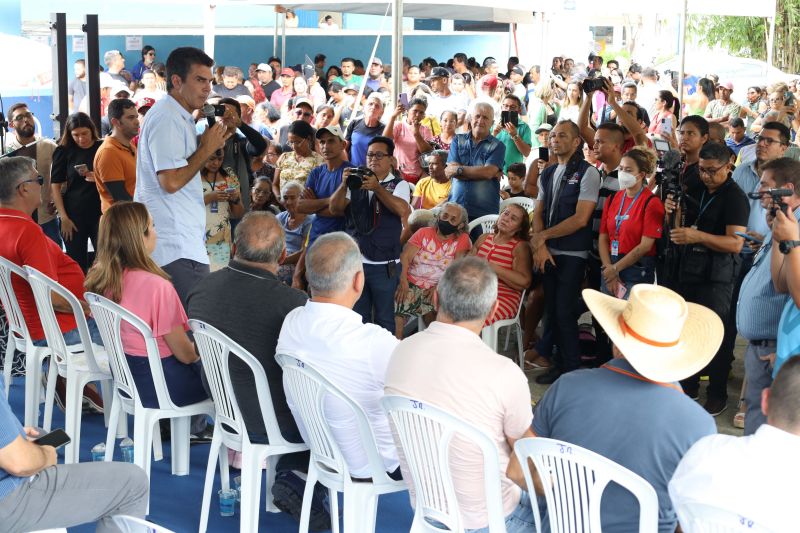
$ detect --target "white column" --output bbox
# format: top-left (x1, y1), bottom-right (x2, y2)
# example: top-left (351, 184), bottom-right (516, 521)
top-left (392, 0), bottom-right (403, 100)
top-left (203, 3), bottom-right (216, 59)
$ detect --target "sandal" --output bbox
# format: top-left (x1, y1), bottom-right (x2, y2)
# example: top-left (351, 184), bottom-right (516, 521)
top-left (523, 349), bottom-right (551, 371)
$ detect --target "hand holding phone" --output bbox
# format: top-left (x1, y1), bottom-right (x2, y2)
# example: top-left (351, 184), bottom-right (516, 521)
top-left (74, 164), bottom-right (88, 177)
top-left (538, 147), bottom-right (549, 161)
top-left (33, 428), bottom-right (71, 449)
top-left (399, 93), bottom-right (409, 109)
top-left (500, 110), bottom-right (519, 127)
top-left (734, 231), bottom-right (763, 244)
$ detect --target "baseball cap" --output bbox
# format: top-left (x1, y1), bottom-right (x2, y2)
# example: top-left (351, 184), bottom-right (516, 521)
top-left (99, 73), bottom-right (114, 89)
top-left (280, 67), bottom-right (295, 77)
top-left (293, 97), bottom-right (314, 109)
top-left (344, 82), bottom-right (360, 93)
top-left (371, 57), bottom-right (383, 66)
top-left (719, 81), bottom-right (734, 91)
top-left (111, 83), bottom-right (132, 96)
top-left (235, 95), bottom-right (256, 109)
top-left (137, 97), bottom-right (156, 111)
top-left (482, 57), bottom-right (497, 68)
top-left (315, 125), bottom-right (345, 141)
top-left (255, 63), bottom-right (271, 72)
top-left (429, 66), bottom-right (450, 79)
top-left (511, 65), bottom-right (525, 76)
top-left (479, 75), bottom-right (498, 90)
top-left (535, 123), bottom-right (553, 134)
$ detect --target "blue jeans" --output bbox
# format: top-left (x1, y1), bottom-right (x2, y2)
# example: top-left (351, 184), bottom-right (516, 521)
top-left (33, 317), bottom-right (104, 347)
top-left (125, 355), bottom-right (208, 409)
top-left (464, 491), bottom-right (538, 533)
top-left (353, 262), bottom-right (400, 333)
top-left (40, 219), bottom-right (64, 249)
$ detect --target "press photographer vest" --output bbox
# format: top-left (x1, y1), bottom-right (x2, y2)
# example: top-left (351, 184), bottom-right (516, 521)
top-left (347, 174), bottom-right (404, 262)
top-left (540, 154), bottom-right (594, 252)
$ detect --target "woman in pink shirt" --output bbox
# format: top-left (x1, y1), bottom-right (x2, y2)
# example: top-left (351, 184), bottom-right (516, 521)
top-left (383, 96), bottom-right (433, 184)
top-left (85, 202), bottom-right (207, 408)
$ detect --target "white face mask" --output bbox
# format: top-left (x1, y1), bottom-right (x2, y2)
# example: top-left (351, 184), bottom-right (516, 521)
top-left (618, 170), bottom-right (639, 190)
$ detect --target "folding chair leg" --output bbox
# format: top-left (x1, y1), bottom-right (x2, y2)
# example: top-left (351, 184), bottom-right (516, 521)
top-left (3, 340), bottom-right (13, 398)
top-left (24, 351), bottom-right (41, 428)
top-left (170, 416), bottom-right (191, 475)
top-left (516, 323), bottom-right (524, 368)
top-left (42, 363), bottom-right (57, 432)
top-left (100, 379), bottom-right (113, 428)
top-left (330, 486), bottom-right (340, 533)
top-left (240, 449), bottom-right (264, 533)
top-left (344, 483), bottom-right (379, 533)
top-left (198, 429), bottom-right (222, 533)
top-left (104, 399), bottom-right (121, 462)
top-left (298, 465), bottom-right (319, 533)
top-left (63, 373), bottom-right (84, 464)
top-left (265, 454), bottom-right (279, 513)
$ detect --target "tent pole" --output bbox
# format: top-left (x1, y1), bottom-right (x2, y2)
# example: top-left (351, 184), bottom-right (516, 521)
top-left (203, 3), bottom-right (215, 59)
top-left (767, 15), bottom-right (776, 68)
top-left (677, 0), bottom-right (687, 120)
top-left (392, 0), bottom-right (403, 101)
top-left (281, 12), bottom-right (287, 66)
top-left (274, 12), bottom-right (278, 58)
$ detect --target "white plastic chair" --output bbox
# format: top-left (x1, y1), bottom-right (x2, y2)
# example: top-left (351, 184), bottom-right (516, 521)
top-left (481, 290), bottom-right (526, 367)
top-left (380, 395), bottom-right (508, 533)
top-left (276, 353), bottom-right (406, 533)
top-left (111, 515), bottom-right (176, 533)
top-left (499, 196), bottom-right (535, 214)
top-left (0, 256), bottom-right (51, 426)
top-left (674, 502), bottom-right (773, 533)
top-left (514, 437), bottom-right (658, 533)
top-left (190, 320), bottom-right (310, 533)
top-left (25, 266), bottom-right (113, 464)
top-left (85, 293), bottom-right (215, 494)
top-left (466, 214), bottom-right (499, 235)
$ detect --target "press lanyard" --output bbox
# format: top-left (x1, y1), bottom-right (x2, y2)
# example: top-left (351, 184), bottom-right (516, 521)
top-left (601, 363), bottom-right (683, 392)
top-left (611, 187), bottom-right (643, 257)
top-left (696, 190), bottom-right (717, 222)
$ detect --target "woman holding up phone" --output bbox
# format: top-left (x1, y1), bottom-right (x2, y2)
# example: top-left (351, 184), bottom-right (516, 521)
top-left (50, 112), bottom-right (103, 272)
top-left (201, 149), bottom-right (244, 271)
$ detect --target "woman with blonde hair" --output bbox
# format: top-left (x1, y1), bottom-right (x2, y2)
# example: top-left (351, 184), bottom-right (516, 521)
top-left (85, 201), bottom-right (208, 408)
top-left (527, 81), bottom-right (559, 147)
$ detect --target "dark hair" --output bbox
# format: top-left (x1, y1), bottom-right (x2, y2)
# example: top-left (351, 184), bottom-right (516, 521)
top-left (218, 97), bottom-right (242, 117)
top-left (267, 140), bottom-right (284, 156)
top-left (748, 85), bottom-right (763, 95)
top-left (699, 141), bottom-right (731, 163)
top-left (165, 47), bottom-right (214, 91)
top-left (628, 63), bottom-right (642, 74)
top-left (326, 66), bottom-right (342, 78)
top-left (760, 158), bottom-right (800, 189)
top-left (454, 52), bottom-right (467, 64)
top-left (152, 62), bottom-right (166, 77)
top-left (141, 45), bottom-right (155, 60)
top-left (7, 103), bottom-right (29, 119)
top-left (314, 53), bottom-right (326, 63)
top-left (58, 112), bottom-right (99, 148)
top-left (341, 57), bottom-right (356, 66)
top-left (729, 117), bottom-right (745, 129)
top-left (556, 119), bottom-right (581, 139)
top-left (368, 135), bottom-right (395, 156)
top-left (658, 90), bottom-right (679, 115)
top-left (503, 94), bottom-right (523, 109)
top-left (761, 121), bottom-right (791, 145)
top-left (680, 115), bottom-right (710, 137)
top-left (596, 122), bottom-right (626, 146)
top-left (507, 163), bottom-right (526, 178)
top-left (107, 98), bottom-right (136, 122)
top-left (499, 203), bottom-right (531, 241)
top-left (607, 59), bottom-right (619, 68)
top-left (288, 120), bottom-right (315, 141)
top-left (697, 78), bottom-right (716, 100)
top-left (354, 59), bottom-right (364, 69)
top-left (408, 97), bottom-right (428, 110)
top-left (268, 56), bottom-right (281, 66)
top-left (621, 101), bottom-right (644, 122)
top-left (75, 58), bottom-right (85, 65)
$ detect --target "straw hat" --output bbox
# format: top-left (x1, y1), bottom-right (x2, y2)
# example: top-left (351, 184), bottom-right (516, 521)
top-left (582, 285), bottom-right (723, 383)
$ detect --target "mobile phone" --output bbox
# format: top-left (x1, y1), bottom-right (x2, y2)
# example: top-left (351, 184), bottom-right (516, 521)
top-left (34, 428), bottom-right (71, 449)
top-left (74, 164), bottom-right (88, 173)
top-left (653, 139), bottom-right (670, 153)
top-left (399, 93), bottom-right (409, 109)
top-left (538, 147), bottom-right (549, 161)
top-left (734, 231), bottom-right (763, 244)
top-left (213, 104), bottom-right (226, 117)
top-left (501, 110), bottom-right (518, 127)
top-left (224, 187), bottom-right (236, 194)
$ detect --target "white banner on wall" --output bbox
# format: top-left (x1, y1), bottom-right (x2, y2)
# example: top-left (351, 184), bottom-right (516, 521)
top-left (125, 35), bottom-right (143, 51)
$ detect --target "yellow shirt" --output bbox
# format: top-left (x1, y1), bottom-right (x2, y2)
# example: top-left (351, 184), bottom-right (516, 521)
top-left (414, 176), bottom-right (451, 209)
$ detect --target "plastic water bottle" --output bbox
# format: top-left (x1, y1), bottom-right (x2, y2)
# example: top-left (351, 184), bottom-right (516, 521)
top-left (91, 442), bottom-right (106, 462)
top-left (120, 437), bottom-right (134, 463)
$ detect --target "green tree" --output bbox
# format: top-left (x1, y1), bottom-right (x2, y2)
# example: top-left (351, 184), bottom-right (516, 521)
top-left (688, 0), bottom-right (800, 73)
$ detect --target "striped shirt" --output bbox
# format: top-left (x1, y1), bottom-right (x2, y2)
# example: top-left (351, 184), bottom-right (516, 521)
top-left (736, 230), bottom-right (790, 340)
top-left (0, 376), bottom-right (25, 500)
top-left (476, 235), bottom-right (523, 325)
top-left (591, 168), bottom-right (620, 259)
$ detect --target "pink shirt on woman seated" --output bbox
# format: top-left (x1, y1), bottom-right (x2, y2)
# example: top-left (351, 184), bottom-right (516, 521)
top-left (119, 269), bottom-right (188, 358)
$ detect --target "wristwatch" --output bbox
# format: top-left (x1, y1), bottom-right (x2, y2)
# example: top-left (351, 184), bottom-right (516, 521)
top-left (456, 166), bottom-right (464, 176)
top-left (779, 240), bottom-right (800, 254)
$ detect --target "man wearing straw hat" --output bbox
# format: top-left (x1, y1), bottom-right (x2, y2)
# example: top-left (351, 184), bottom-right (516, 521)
top-left (532, 284), bottom-right (719, 532)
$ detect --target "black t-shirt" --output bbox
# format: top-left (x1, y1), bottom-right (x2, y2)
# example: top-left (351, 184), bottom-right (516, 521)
top-left (186, 260), bottom-right (308, 437)
top-left (683, 178), bottom-right (749, 236)
top-left (261, 80), bottom-right (281, 101)
top-left (51, 140), bottom-right (103, 221)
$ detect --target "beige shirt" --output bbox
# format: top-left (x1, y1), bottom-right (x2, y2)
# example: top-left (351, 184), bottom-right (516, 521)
top-left (4, 135), bottom-right (57, 224)
top-left (384, 321), bottom-right (532, 529)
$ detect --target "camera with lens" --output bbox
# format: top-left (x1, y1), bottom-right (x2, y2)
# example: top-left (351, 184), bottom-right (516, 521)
top-left (582, 76), bottom-right (608, 94)
top-left (655, 149), bottom-right (684, 200)
top-left (346, 166), bottom-right (374, 192)
top-left (748, 188), bottom-right (793, 217)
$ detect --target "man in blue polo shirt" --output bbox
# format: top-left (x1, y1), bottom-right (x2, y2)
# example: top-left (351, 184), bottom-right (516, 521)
top-left (533, 285), bottom-right (718, 533)
top-left (0, 376), bottom-right (149, 531)
top-left (445, 101), bottom-right (506, 221)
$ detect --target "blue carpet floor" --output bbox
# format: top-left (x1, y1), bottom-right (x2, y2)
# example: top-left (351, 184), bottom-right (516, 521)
top-left (6, 376), bottom-right (415, 532)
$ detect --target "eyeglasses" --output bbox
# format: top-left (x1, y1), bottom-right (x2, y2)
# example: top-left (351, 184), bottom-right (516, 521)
top-left (12, 112), bottom-right (34, 122)
top-left (366, 152), bottom-right (389, 160)
top-left (755, 134), bottom-right (785, 146)
top-left (16, 176), bottom-right (44, 188)
top-left (698, 164), bottom-right (727, 176)
top-left (294, 111), bottom-right (313, 118)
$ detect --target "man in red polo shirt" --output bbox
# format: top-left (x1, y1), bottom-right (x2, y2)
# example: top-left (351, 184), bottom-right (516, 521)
top-left (0, 156), bottom-right (103, 411)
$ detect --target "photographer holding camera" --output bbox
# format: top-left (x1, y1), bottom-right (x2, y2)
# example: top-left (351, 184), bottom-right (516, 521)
top-left (329, 136), bottom-right (411, 333)
top-left (665, 142), bottom-right (749, 415)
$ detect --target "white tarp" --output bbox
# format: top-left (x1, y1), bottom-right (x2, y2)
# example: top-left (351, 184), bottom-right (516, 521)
top-left (528, 0), bottom-right (776, 18)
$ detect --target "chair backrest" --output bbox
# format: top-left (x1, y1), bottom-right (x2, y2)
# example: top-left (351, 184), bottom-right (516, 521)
top-left (499, 196), bottom-right (535, 214)
top-left (111, 515), bottom-right (176, 533)
top-left (514, 437), bottom-right (658, 533)
top-left (24, 266), bottom-right (104, 374)
top-left (85, 292), bottom-right (176, 411)
top-left (466, 214), bottom-right (499, 235)
top-left (275, 353), bottom-right (392, 484)
top-left (190, 319), bottom-right (292, 449)
top-left (380, 395), bottom-right (507, 533)
top-left (674, 502), bottom-right (773, 533)
top-left (0, 256), bottom-right (32, 348)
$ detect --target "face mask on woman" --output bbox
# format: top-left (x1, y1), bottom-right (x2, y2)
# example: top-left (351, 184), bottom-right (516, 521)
top-left (437, 219), bottom-right (459, 236)
top-left (617, 170), bottom-right (639, 190)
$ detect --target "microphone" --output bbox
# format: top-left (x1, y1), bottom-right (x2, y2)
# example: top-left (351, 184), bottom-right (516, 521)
top-left (202, 104), bottom-right (216, 128)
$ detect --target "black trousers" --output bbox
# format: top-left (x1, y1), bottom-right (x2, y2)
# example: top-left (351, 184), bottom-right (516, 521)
top-left (678, 280), bottom-right (735, 399)
top-left (542, 254), bottom-right (586, 372)
top-left (63, 215), bottom-right (99, 273)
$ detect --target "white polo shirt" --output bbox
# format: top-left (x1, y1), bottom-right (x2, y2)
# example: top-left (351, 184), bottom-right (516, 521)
top-left (134, 95), bottom-right (208, 266)
top-left (277, 300), bottom-right (400, 478)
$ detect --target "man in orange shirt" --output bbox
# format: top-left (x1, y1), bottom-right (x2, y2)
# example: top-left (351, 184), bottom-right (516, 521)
top-left (94, 98), bottom-right (138, 212)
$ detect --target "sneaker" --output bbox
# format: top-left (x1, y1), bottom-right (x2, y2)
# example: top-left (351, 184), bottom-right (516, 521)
top-left (732, 410), bottom-right (745, 429)
top-left (703, 397), bottom-right (728, 417)
top-left (82, 384), bottom-right (104, 414)
top-left (682, 387), bottom-right (699, 401)
top-left (271, 471), bottom-right (331, 531)
top-left (535, 368), bottom-right (562, 385)
top-left (190, 424), bottom-right (214, 444)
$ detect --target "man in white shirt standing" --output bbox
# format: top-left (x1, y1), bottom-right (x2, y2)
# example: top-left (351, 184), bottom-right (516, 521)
top-left (669, 355), bottom-right (800, 531)
top-left (277, 231), bottom-right (401, 480)
top-left (134, 46), bottom-right (229, 309)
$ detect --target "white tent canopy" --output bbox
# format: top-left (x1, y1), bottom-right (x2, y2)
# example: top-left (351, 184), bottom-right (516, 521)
top-left (527, 0), bottom-right (775, 17)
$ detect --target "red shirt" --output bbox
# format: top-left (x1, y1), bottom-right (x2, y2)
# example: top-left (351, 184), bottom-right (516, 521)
top-left (599, 188), bottom-right (665, 256)
top-left (0, 208), bottom-right (84, 340)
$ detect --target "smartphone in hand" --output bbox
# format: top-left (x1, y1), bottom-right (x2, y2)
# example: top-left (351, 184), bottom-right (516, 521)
top-left (34, 429), bottom-right (71, 449)
top-left (501, 110), bottom-right (519, 127)
top-left (399, 93), bottom-right (409, 109)
top-left (538, 147), bottom-right (549, 161)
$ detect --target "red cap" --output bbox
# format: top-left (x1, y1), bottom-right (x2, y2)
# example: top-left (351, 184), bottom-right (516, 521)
top-left (137, 97), bottom-right (156, 111)
top-left (280, 67), bottom-right (295, 77)
top-left (480, 75), bottom-right (498, 90)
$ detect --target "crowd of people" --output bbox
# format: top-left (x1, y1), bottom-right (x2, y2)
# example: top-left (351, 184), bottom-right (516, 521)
top-left (1, 42), bottom-right (800, 531)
